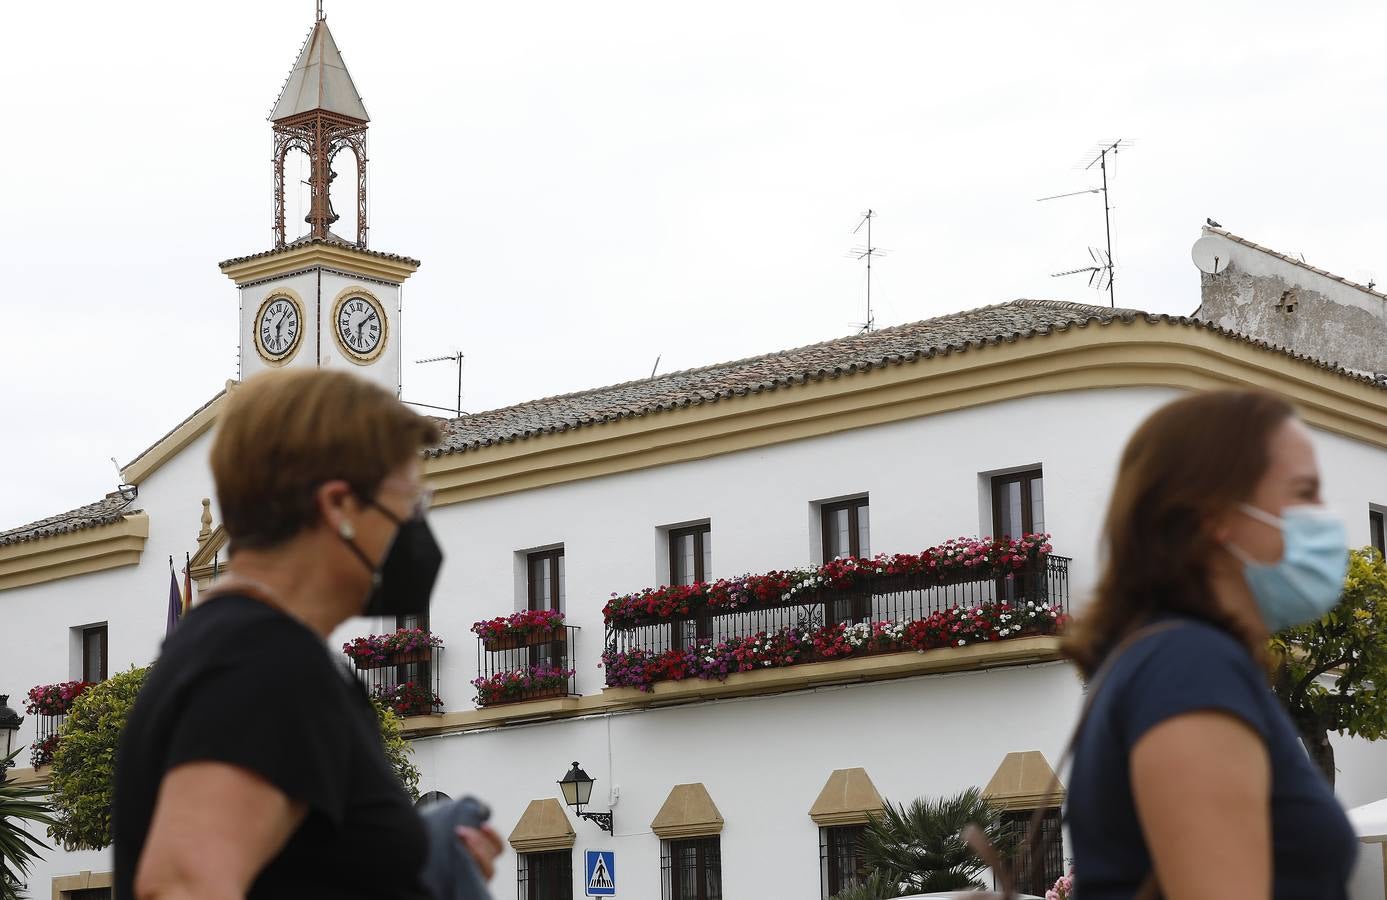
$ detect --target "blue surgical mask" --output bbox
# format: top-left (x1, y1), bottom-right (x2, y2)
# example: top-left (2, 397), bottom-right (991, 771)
top-left (1226, 504), bottom-right (1349, 632)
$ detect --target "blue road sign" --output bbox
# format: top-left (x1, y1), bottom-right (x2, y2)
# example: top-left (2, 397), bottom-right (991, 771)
top-left (585, 849), bottom-right (616, 897)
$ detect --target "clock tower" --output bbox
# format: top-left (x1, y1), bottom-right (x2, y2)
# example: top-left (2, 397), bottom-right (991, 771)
top-left (219, 8), bottom-right (418, 396)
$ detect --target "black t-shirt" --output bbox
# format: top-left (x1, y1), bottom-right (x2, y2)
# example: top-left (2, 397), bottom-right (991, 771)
top-left (1068, 618), bottom-right (1357, 898)
top-left (113, 594), bottom-right (430, 899)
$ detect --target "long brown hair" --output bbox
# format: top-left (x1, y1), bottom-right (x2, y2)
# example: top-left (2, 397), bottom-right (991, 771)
top-left (1062, 389), bottom-right (1295, 677)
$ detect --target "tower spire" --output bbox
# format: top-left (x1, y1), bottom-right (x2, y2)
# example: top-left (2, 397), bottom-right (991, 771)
top-left (270, 13), bottom-right (370, 248)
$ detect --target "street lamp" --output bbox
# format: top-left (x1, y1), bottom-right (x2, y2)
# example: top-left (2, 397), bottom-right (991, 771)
top-left (0, 694), bottom-right (22, 778)
top-left (557, 761), bottom-right (613, 835)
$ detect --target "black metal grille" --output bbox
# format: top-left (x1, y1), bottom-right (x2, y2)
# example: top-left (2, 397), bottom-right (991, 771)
top-left (608, 557), bottom-right (1070, 662)
top-left (820, 825), bottom-right (867, 899)
top-left (475, 626), bottom-right (581, 707)
top-left (517, 850), bottom-right (573, 900)
top-left (662, 837), bottom-right (722, 900)
top-left (350, 647), bottom-right (444, 717)
top-left (1001, 807), bottom-right (1064, 896)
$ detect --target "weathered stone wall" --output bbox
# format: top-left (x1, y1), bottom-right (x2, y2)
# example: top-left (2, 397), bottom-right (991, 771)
top-left (1196, 232), bottom-right (1387, 376)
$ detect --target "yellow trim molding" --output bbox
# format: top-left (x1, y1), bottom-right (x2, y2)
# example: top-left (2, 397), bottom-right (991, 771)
top-left (52, 871), bottom-right (113, 900)
top-left (252, 289), bottom-right (307, 365)
top-left (220, 243), bottom-right (419, 285)
top-left (983, 750), bottom-right (1065, 811)
top-left (330, 287), bottom-right (388, 364)
top-left (809, 768), bottom-right (886, 826)
top-left (123, 389), bottom-right (228, 485)
top-left (9, 765), bottom-right (49, 788)
top-left (190, 524), bottom-right (228, 590)
top-left (652, 783), bottom-right (724, 840)
top-left (400, 636), bottom-right (1063, 738)
top-left (508, 799), bottom-right (577, 853)
top-left (0, 512), bottom-right (149, 591)
top-left (422, 322), bottom-right (1387, 507)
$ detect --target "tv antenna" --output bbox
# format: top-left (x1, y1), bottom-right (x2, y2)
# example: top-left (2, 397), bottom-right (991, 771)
top-left (847, 209), bottom-right (887, 332)
top-left (1052, 246), bottom-right (1113, 293)
top-left (1038, 138), bottom-right (1132, 307)
top-left (409, 351), bottom-right (466, 418)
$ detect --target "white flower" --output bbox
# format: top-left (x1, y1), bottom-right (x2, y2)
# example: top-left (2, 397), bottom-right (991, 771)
top-left (957, 639), bottom-right (967, 646)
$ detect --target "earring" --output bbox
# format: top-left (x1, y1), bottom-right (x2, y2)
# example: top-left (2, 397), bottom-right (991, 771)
top-left (339, 520), bottom-right (355, 541)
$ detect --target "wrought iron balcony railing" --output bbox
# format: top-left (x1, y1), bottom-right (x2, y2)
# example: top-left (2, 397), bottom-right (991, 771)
top-left (474, 624), bottom-right (581, 708)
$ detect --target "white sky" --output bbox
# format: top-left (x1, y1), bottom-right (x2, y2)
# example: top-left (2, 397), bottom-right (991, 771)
top-left (2, 0), bottom-right (1384, 530)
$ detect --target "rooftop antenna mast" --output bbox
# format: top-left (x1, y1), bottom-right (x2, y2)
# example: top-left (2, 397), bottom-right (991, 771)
top-left (411, 351), bottom-right (466, 418)
top-left (848, 209), bottom-right (888, 332)
top-left (1038, 138), bottom-right (1132, 307)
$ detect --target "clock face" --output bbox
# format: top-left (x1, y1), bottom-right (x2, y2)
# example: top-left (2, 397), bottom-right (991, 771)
top-left (256, 296), bottom-right (301, 361)
top-left (335, 294), bottom-right (385, 360)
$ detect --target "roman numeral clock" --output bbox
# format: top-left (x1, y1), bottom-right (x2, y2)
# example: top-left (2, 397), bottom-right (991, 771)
top-left (333, 291), bottom-right (387, 362)
top-left (254, 294), bottom-right (304, 362)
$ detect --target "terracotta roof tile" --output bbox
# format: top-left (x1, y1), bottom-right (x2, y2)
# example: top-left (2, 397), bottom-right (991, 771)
top-left (426, 298), bottom-right (1386, 457)
top-left (0, 492), bottom-right (140, 548)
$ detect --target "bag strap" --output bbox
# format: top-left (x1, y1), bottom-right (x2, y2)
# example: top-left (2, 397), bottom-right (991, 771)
top-left (980, 619), bottom-right (1184, 899)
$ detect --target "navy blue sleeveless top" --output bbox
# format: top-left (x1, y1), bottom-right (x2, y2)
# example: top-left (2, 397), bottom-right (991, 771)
top-left (1067, 618), bottom-right (1357, 898)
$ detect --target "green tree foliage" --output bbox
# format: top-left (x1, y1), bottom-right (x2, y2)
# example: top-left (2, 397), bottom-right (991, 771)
top-left (1270, 547), bottom-right (1387, 785)
top-left (856, 788), bottom-right (1012, 895)
top-left (47, 667), bottom-right (147, 851)
top-left (1, 749), bottom-right (59, 900)
top-left (46, 668), bottom-right (423, 850)
top-left (370, 696), bottom-right (420, 801)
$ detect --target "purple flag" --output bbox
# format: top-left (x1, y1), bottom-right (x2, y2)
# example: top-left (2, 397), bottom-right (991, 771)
top-left (166, 561), bottom-right (182, 636)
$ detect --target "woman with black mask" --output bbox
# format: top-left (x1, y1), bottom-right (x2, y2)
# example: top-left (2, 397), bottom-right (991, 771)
top-left (113, 368), bottom-right (503, 899)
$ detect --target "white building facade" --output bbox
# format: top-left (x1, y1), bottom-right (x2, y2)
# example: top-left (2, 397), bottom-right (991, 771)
top-left (4, 13), bottom-right (1387, 900)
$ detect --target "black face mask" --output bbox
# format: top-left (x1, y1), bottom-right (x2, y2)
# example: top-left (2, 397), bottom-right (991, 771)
top-left (344, 504), bottom-right (443, 617)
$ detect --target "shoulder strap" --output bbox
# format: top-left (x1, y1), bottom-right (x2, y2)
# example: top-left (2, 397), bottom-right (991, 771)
top-left (991, 620), bottom-right (1184, 899)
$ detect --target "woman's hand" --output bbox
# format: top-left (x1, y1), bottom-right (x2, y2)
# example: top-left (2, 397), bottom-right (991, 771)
top-left (455, 824), bottom-right (505, 881)
top-left (1131, 710), bottom-right (1271, 900)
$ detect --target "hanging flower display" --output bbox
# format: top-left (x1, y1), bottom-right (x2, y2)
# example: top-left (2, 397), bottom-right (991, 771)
top-left (342, 628), bottom-right (443, 669)
top-left (471, 609), bottom-right (567, 650)
top-left (472, 664), bottom-right (576, 707)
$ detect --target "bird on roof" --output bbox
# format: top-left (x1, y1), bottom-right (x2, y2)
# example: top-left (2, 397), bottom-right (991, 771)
top-left (1207, 218), bottom-right (1222, 228)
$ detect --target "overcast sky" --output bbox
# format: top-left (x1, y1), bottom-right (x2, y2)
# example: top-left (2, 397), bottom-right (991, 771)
top-left (2, 0), bottom-right (1384, 530)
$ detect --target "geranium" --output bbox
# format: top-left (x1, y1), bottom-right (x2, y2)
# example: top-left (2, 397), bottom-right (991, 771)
top-left (25, 681), bottom-right (93, 717)
top-left (472, 664), bottom-right (576, 706)
top-left (471, 609), bottom-right (566, 642)
top-left (371, 680), bottom-right (442, 718)
top-left (602, 534), bottom-right (1053, 628)
top-left (29, 732), bottom-right (61, 768)
top-left (342, 628), bottom-right (443, 666)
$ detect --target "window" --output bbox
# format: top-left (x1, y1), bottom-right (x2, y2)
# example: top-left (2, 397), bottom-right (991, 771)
top-left (518, 850), bottom-right (573, 900)
top-left (527, 548), bottom-right (565, 667)
top-left (991, 469), bottom-right (1044, 539)
top-left (82, 625), bottom-right (108, 683)
top-left (999, 807), bottom-right (1063, 897)
top-left (821, 498), bottom-right (870, 623)
top-left (395, 611), bottom-right (433, 705)
top-left (820, 825), bottom-right (867, 899)
top-left (821, 498), bottom-right (870, 562)
top-left (670, 525), bottom-right (713, 648)
top-left (66, 891), bottom-right (112, 900)
top-left (670, 525), bottom-right (712, 586)
top-left (1371, 508), bottom-right (1385, 558)
top-left (663, 837), bottom-right (722, 900)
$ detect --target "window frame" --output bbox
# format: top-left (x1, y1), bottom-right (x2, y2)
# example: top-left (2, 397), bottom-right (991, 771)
top-left (820, 824), bottom-right (868, 899)
top-left (526, 548), bottom-right (566, 668)
top-left (820, 497), bottom-right (871, 623)
top-left (517, 849), bottom-right (573, 900)
top-left (663, 836), bottom-right (723, 900)
top-left (990, 468), bottom-right (1044, 540)
top-left (81, 624), bottom-right (108, 683)
top-left (1371, 508), bottom-right (1385, 558)
top-left (998, 806), bottom-right (1064, 896)
top-left (670, 524), bottom-right (713, 648)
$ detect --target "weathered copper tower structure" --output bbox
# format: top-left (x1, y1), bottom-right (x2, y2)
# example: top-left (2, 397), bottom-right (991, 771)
top-left (270, 6), bottom-right (370, 248)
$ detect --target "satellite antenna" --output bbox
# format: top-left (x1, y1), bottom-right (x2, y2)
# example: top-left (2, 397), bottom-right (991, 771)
top-left (409, 351), bottom-right (466, 418)
top-left (847, 209), bottom-right (888, 332)
top-left (1052, 247), bottom-right (1113, 293)
top-left (1038, 138), bottom-right (1133, 307)
top-left (1190, 235), bottom-right (1231, 275)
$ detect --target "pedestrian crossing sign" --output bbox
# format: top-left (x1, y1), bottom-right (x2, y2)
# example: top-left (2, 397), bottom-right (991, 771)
top-left (584, 849), bottom-right (616, 896)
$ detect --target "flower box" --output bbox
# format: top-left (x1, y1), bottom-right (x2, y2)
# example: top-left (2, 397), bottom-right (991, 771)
top-left (476, 682), bottom-right (569, 707)
top-left (482, 625), bottom-right (567, 653)
top-left (472, 663), bottom-right (575, 707)
top-left (352, 647), bottom-right (433, 670)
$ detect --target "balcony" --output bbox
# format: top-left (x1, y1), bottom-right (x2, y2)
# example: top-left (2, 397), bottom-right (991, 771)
top-left (473, 612), bottom-right (581, 708)
top-left (23, 681), bottom-right (93, 767)
top-left (602, 537), bottom-right (1069, 693)
top-left (343, 630), bottom-right (445, 717)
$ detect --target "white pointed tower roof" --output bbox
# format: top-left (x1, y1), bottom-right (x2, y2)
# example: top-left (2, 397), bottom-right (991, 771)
top-left (271, 19), bottom-right (369, 122)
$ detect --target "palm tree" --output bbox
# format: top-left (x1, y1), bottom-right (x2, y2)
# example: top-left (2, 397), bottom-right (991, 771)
top-left (830, 870), bottom-right (907, 900)
top-left (856, 787), bottom-right (1012, 895)
top-left (1, 750), bottom-right (58, 900)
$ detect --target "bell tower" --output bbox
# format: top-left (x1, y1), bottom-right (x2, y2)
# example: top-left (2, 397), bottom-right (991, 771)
top-left (219, 6), bottom-right (419, 397)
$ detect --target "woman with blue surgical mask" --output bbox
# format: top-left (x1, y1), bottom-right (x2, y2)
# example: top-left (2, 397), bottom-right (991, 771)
top-left (1061, 390), bottom-right (1356, 900)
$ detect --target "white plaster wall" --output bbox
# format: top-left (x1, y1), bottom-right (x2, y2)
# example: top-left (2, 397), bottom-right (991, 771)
top-left (238, 271), bottom-right (321, 380)
top-left (1206, 230), bottom-right (1387, 323)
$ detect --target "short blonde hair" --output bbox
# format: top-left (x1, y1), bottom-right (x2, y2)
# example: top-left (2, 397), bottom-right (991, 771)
top-left (211, 369), bottom-right (440, 550)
